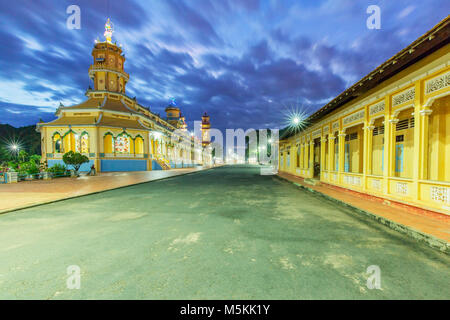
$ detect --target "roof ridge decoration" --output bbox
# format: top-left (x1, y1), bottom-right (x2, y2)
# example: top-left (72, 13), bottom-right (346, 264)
top-left (100, 95), bottom-right (107, 108)
top-left (120, 98), bottom-right (138, 114)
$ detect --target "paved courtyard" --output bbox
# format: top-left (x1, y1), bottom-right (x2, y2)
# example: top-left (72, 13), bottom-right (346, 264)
top-left (0, 165), bottom-right (449, 299)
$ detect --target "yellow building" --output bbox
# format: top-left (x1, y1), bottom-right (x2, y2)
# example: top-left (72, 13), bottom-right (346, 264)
top-left (279, 17), bottom-right (450, 214)
top-left (37, 19), bottom-right (211, 172)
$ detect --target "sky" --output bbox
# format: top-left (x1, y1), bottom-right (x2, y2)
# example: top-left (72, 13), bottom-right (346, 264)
top-left (0, 0), bottom-right (448, 133)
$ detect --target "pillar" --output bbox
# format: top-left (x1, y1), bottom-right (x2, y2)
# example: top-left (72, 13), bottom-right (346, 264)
top-left (320, 136), bottom-right (326, 180)
top-left (363, 123), bottom-right (375, 190)
top-left (309, 140), bottom-right (314, 178)
top-left (328, 135), bottom-right (335, 174)
top-left (338, 130), bottom-right (346, 182)
top-left (419, 109), bottom-right (432, 179)
top-left (411, 81), bottom-right (424, 200)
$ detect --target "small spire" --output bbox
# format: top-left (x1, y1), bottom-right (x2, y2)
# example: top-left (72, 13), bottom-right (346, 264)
top-left (104, 18), bottom-right (114, 43)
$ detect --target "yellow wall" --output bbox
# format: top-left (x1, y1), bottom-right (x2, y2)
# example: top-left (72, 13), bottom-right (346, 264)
top-left (278, 44), bottom-right (450, 213)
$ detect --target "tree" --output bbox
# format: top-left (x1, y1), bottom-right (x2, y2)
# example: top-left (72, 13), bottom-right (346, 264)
top-left (19, 150), bottom-right (28, 162)
top-left (63, 151), bottom-right (89, 176)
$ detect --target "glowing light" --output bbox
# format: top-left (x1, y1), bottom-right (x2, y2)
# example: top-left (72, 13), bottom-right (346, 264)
top-left (1, 136), bottom-right (24, 158)
top-left (283, 105), bottom-right (309, 134)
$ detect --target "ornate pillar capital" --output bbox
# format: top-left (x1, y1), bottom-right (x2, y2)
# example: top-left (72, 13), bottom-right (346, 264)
top-left (388, 118), bottom-right (399, 124)
top-left (419, 109), bottom-right (433, 116)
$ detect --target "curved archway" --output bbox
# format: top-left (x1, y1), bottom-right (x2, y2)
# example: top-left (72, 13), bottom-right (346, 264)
top-left (79, 131), bottom-right (89, 154)
top-left (135, 135), bottom-right (144, 154)
top-left (52, 132), bottom-right (62, 153)
top-left (115, 132), bottom-right (132, 154)
top-left (104, 132), bottom-right (114, 154)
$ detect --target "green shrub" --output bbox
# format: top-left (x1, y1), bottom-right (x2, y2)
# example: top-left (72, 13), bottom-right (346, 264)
top-left (47, 163), bottom-right (68, 176)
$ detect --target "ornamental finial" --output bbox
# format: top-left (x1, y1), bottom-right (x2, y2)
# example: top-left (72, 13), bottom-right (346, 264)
top-left (104, 18), bottom-right (114, 43)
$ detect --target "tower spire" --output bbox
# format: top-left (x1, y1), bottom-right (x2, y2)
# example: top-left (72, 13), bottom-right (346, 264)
top-left (104, 18), bottom-right (114, 43)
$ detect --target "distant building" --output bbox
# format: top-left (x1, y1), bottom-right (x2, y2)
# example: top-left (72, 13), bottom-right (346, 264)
top-left (201, 112), bottom-right (211, 147)
top-left (279, 17), bottom-right (450, 213)
top-left (37, 19), bottom-right (211, 172)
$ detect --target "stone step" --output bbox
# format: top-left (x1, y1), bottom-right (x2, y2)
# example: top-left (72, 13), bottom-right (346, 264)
top-left (304, 178), bottom-right (320, 186)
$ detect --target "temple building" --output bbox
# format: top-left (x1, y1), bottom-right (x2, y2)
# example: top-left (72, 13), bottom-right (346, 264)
top-left (37, 19), bottom-right (212, 172)
top-left (279, 17), bottom-right (450, 213)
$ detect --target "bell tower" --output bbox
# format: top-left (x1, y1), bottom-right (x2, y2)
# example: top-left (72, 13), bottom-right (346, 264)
top-left (89, 18), bottom-right (129, 94)
top-left (165, 98), bottom-right (181, 128)
top-left (201, 112), bottom-right (211, 147)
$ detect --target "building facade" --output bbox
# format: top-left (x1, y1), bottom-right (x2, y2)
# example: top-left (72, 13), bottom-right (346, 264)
top-left (279, 17), bottom-right (450, 214)
top-left (37, 19), bottom-right (212, 172)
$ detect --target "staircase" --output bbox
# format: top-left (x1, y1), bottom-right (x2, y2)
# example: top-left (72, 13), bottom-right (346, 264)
top-left (155, 155), bottom-right (171, 170)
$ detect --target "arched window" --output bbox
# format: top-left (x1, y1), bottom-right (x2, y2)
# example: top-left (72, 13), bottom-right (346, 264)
top-left (104, 133), bottom-right (114, 153)
top-left (80, 132), bottom-right (89, 154)
top-left (115, 133), bottom-right (131, 154)
top-left (53, 133), bottom-right (62, 153)
top-left (135, 136), bottom-right (144, 154)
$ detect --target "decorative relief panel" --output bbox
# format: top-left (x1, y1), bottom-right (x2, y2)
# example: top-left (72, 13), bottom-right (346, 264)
top-left (332, 121), bottom-right (340, 131)
top-left (392, 88), bottom-right (415, 107)
top-left (425, 71), bottom-right (450, 95)
top-left (369, 101), bottom-right (385, 116)
top-left (323, 126), bottom-right (330, 134)
top-left (395, 182), bottom-right (408, 195)
top-left (343, 110), bottom-right (365, 126)
top-left (343, 175), bottom-right (361, 186)
top-left (371, 179), bottom-right (381, 190)
top-left (333, 174), bottom-right (337, 181)
top-left (323, 172), bottom-right (328, 179)
top-left (312, 129), bottom-right (321, 137)
top-left (430, 186), bottom-right (450, 204)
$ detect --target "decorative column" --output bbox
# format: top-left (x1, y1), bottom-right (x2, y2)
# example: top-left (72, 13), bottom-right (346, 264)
top-left (419, 109), bottom-right (432, 180)
top-left (328, 136), bottom-right (335, 175)
top-left (383, 115), bottom-right (397, 194)
top-left (411, 81), bottom-right (423, 200)
top-left (363, 123), bottom-right (375, 190)
top-left (309, 140), bottom-right (314, 178)
top-left (95, 127), bottom-right (101, 172)
top-left (338, 130), bottom-right (346, 183)
top-left (320, 136), bottom-right (327, 180)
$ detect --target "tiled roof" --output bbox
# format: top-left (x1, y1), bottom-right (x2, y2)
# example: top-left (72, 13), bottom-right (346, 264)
top-left (97, 116), bottom-right (149, 130)
top-left (45, 116), bottom-right (97, 125)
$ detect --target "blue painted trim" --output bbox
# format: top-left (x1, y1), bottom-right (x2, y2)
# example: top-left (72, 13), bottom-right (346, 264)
top-left (48, 159), bottom-right (93, 172)
top-left (101, 159), bottom-right (147, 172)
top-left (344, 144), bottom-right (349, 172)
top-left (395, 144), bottom-right (403, 173)
top-left (151, 160), bottom-right (162, 170)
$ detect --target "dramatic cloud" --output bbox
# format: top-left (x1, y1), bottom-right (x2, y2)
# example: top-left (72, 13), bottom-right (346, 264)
top-left (0, 0), bottom-right (448, 133)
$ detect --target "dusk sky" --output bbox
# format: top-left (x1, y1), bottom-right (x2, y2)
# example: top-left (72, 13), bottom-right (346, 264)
top-left (0, 0), bottom-right (448, 132)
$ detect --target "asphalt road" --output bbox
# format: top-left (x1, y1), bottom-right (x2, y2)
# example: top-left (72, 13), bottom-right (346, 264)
top-left (0, 165), bottom-right (449, 299)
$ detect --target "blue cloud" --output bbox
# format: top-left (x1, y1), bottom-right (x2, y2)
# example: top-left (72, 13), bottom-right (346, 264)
top-left (0, 0), bottom-right (448, 133)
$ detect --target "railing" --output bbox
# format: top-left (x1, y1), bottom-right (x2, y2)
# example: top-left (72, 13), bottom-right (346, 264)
top-left (88, 65), bottom-right (130, 79)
